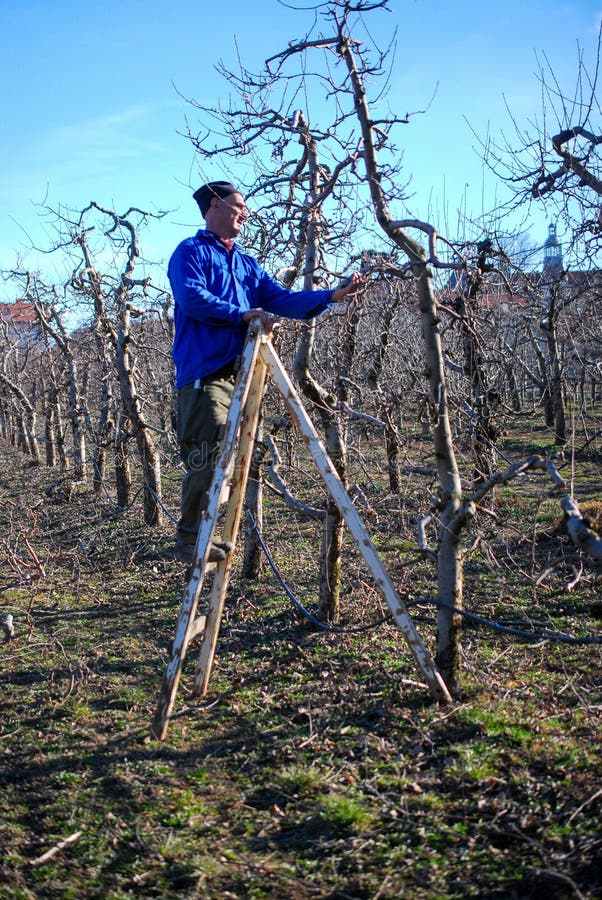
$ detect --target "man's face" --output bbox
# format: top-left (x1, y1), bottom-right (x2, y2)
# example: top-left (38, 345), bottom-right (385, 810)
top-left (208, 192), bottom-right (249, 238)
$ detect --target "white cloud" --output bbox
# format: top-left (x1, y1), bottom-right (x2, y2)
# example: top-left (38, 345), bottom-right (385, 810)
top-left (35, 104), bottom-right (167, 166)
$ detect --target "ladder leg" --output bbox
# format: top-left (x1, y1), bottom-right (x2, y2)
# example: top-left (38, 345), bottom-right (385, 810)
top-left (193, 353), bottom-right (268, 696)
top-left (150, 466), bottom-right (228, 740)
top-left (259, 339), bottom-right (452, 704)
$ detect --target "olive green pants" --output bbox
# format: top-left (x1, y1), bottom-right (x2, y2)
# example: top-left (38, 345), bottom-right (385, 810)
top-left (176, 366), bottom-right (236, 546)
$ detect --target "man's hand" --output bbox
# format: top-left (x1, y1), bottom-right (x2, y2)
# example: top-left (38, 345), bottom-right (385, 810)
top-left (331, 271), bottom-right (367, 303)
top-left (242, 308), bottom-right (275, 332)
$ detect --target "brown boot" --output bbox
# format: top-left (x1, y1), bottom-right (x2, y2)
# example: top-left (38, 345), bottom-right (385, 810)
top-left (174, 538), bottom-right (234, 565)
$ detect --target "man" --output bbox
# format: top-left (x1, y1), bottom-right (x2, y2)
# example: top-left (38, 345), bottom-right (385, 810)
top-left (168, 180), bottom-right (364, 564)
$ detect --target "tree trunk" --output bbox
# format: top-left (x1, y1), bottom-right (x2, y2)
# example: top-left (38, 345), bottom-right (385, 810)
top-left (291, 114), bottom-right (348, 622)
top-left (91, 322), bottom-right (114, 496)
top-left (385, 416), bottom-right (400, 494)
top-left (415, 272), bottom-right (464, 693)
top-left (115, 300), bottom-right (163, 527)
top-left (115, 428), bottom-right (131, 509)
top-left (339, 26), bottom-right (464, 691)
top-left (44, 396), bottom-right (56, 468)
top-left (505, 360), bottom-right (522, 412)
top-left (456, 253), bottom-right (499, 486)
top-left (294, 319), bottom-right (347, 623)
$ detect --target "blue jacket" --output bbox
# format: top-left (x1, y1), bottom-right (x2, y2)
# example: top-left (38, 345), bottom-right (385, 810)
top-left (168, 230), bottom-right (334, 388)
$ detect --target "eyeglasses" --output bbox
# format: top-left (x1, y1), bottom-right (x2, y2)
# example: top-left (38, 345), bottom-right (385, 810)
top-left (220, 197), bottom-right (249, 217)
top-left (232, 202), bottom-right (249, 217)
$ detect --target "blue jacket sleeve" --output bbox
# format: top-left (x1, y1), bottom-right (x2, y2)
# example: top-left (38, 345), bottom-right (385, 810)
top-left (256, 268), bottom-right (333, 319)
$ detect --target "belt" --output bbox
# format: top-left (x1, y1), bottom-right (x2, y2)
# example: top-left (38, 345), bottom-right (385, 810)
top-left (192, 357), bottom-right (239, 389)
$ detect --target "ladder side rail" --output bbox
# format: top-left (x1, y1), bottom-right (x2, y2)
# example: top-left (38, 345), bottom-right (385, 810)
top-left (193, 348), bottom-right (268, 696)
top-left (151, 324), bottom-right (265, 739)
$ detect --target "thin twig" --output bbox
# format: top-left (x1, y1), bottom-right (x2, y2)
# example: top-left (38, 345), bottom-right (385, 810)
top-left (567, 788), bottom-right (602, 825)
top-left (28, 831), bottom-right (83, 867)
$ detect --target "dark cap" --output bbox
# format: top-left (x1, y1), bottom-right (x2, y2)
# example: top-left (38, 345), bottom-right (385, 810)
top-left (193, 181), bottom-right (238, 216)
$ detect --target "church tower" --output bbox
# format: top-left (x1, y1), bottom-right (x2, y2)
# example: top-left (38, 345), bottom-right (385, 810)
top-left (543, 223), bottom-right (563, 275)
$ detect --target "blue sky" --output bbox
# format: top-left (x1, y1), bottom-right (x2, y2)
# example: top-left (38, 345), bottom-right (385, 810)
top-left (1, 0), bottom-right (600, 290)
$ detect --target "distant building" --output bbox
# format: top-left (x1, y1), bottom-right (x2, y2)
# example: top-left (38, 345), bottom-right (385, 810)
top-left (540, 223), bottom-right (597, 313)
top-left (0, 300), bottom-right (42, 348)
top-left (543, 223), bottom-right (563, 276)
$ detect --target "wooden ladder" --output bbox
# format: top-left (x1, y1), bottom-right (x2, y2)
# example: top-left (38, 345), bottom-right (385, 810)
top-left (151, 320), bottom-right (451, 740)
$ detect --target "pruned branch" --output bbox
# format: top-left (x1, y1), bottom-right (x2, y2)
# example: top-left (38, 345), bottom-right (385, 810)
top-left (265, 434), bottom-right (325, 519)
top-left (561, 497), bottom-right (602, 559)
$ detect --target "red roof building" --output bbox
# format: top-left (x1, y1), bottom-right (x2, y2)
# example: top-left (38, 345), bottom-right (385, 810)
top-left (1, 300), bottom-right (42, 347)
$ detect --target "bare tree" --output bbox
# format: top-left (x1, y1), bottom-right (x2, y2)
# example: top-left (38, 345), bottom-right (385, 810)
top-left (481, 25), bottom-right (602, 264)
top-left (439, 239), bottom-right (504, 484)
top-left (78, 204), bottom-right (167, 524)
top-left (0, 308), bottom-right (42, 463)
top-left (17, 274), bottom-right (88, 478)
top-left (473, 26), bottom-right (602, 444)
top-left (265, 0), bottom-right (467, 689)
top-left (0, 371), bottom-right (41, 463)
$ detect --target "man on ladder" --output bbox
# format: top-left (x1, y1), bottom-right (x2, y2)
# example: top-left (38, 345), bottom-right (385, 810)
top-left (167, 179), bottom-right (364, 565)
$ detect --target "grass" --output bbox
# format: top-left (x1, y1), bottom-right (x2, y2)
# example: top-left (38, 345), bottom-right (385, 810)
top-left (0, 417), bottom-right (601, 899)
